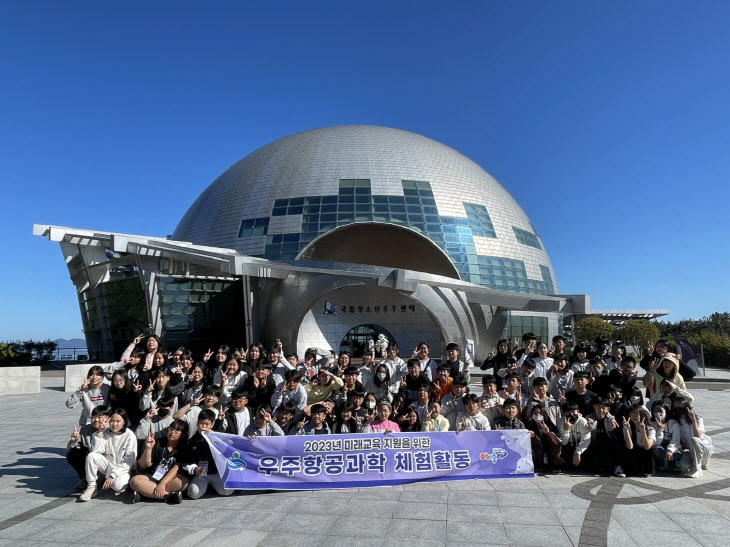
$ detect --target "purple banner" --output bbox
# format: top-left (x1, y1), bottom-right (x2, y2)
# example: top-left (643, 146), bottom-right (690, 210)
top-left (205, 430), bottom-right (534, 490)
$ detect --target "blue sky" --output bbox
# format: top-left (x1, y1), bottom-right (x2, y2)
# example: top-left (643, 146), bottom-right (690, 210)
top-left (2, 1), bottom-right (729, 340)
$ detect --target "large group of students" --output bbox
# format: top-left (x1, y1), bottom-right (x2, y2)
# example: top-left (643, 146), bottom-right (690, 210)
top-left (65, 331), bottom-right (714, 504)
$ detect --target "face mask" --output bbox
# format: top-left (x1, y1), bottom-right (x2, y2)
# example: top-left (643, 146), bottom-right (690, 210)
top-left (534, 414), bottom-right (544, 423)
top-left (630, 396), bottom-right (641, 405)
top-left (376, 373), bottom-right (386, 381)
top-left (366, 401), bottom-right (376, 409)
top-left (654, 411), bottom-right (666, 421)
top-left (566, 414), bottom-right (578, 424)
top-left (157, 408), bottom-right (171, 418)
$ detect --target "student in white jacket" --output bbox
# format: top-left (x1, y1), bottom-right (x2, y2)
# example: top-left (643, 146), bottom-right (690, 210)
top-left (559, 401), bottom-right (593, 470)
top-left (79, 409), bottom-right (137, 501)
top-left (669, 405), bottom-right (714, 478)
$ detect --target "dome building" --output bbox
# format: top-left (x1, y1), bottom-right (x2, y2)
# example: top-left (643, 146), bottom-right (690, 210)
top-left (36, 126), bottom-right (591, 362)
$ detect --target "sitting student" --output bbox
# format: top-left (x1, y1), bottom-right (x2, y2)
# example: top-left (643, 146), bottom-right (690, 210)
top-left (622, 404), bottom-right (656, 477)
top-left (221, 388), bottom-right (253, 436)
top-left (477, 375), bottom-right (504, 428)
top-left (408, 385), bottom-right (431, 424)
top-left (584, 397), bottom-right (625, 477)
top-left (107, 370), bottom-right (143, 430)
top-left (294, 403), bottom-right (333, 435)
top-left (242, 362), bottom-right (278, 410)
top-left (180, 363), bottom-right (207, 406)
top-left (173, 385), bottom-right (222, 439)
top-left (493, 398), bottom-right (522, 430)
top-left (431, 364), bottom-right (453, 401)
top-left (443, 342), bottom-right (470, 382)
top-left (546, 353), bottom-right (574, 401)
top-left (421, 399), bottom-right (450, 432)
top-left (441, 374), bottom-right (469, 430)
top-left (130, 420), bottom-right (190, 504)
top-left (367, 401), bottom-right (401, 433)
top-left (399, 359), bottom-right (432, 406)
top-left (564, 371), bottom-right (596, 416)
top-left (334, 402), bottom-right (368, 434)
top-left (304, 367), bottom-right (344, 405)
top-left (399, 407), bottom-right (422, 432)
top-left (525, 403), bottom-right (561, 473)
top-left (275, 401), bottom-right (298, 435)
top-left (559, 401), bottom-right (592, 470)
top-left (523, 377), bottom-right (561, 427)
top-left (140, 368), bottom-right (181, 414)
top-left (271, 369), bottom-right (307, 420)
top-left (649, 378), bottom-right (694, 409)
top-left (457, 393), bottom-right (492, 431)
top-left (364, 364), bottom-right (393, 403)
top-left (66, 405), bottom-right (111, 491)
top-left (80, 409), bottom-right (138, 501)
top-left (670, 404), bottom-right (714, 478)
top-left (135, 395), bottom-right (176, 448)
top-left (213, 357), bottom-right (248, 402)
top-left (184, 409), bottom-right (235, 500)
top-left (66, 366), bottom-right (110, 426)
top-left (648, 400), bottom-right (681, 471)
top-left (244, 405), bottom-right (286, 437)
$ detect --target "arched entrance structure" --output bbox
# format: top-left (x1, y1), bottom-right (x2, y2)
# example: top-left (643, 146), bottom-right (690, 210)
top-left (339, 324), bottom-right (396, 357)
top-left (297, 222), bottom-right (460, 279)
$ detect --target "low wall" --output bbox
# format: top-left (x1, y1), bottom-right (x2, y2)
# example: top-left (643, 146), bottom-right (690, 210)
top-left (0, 366), bottom-right (41, 395)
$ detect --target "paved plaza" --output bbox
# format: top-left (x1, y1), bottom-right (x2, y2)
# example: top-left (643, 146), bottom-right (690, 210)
top-left (1, 374), bottom-right (730, 547)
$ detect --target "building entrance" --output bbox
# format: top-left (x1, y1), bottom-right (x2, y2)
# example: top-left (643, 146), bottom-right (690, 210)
top-left (339, 324), bottom-right (396, 358)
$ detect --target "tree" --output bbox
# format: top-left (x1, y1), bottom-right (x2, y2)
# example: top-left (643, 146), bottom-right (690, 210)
top-left (574, 317), bottom-right (614, 344)
top-left (0, 344), bottom-right (16, 363)
top-left (616, 320), bottom-right (660, 358)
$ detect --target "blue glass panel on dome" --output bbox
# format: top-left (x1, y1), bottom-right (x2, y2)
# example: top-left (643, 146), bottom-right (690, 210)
top-left (247, 176), bottom-right (553, 296)
top-left (513, 227), bottom-right (542, 249)
top-left (237, 217), bottom-right (269, 238)
top-left (540, 265), bottom-right (555, 295)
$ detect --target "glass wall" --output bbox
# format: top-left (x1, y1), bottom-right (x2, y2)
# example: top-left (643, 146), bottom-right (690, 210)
top-left (159, 277), bottom-right (245, 356)
top-left (505, 313), bottom-right (549, 344)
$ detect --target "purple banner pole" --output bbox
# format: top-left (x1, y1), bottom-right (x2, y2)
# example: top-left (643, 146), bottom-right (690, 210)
top-left (206, 430), bottom-right (534, 490)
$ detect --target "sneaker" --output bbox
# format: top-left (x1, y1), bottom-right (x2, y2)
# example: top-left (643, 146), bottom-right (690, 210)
top-left (614, 466), bottom-right (626, 478)
top-left (687, 469), bottom-right (703, 479)
top-left (166, 491), bottom-right (182, 505)
top-left (132, 491), bottom-right (141, 504)
top-left (74, 479), bottom-right (88, 491)
top-left (701, 464), bottom-right (709, 471)
top-left (79, 483), bottom-right (97, 502)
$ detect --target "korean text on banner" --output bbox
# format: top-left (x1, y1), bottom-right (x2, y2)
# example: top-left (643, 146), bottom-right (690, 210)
top-left (205, 430), bottom-right (533, 490)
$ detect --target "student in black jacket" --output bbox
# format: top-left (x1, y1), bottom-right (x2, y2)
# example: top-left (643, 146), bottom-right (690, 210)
top-left (222, 388), bottom-right (254, 435)
top-left (185, 409), bottom-right (235, 499)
